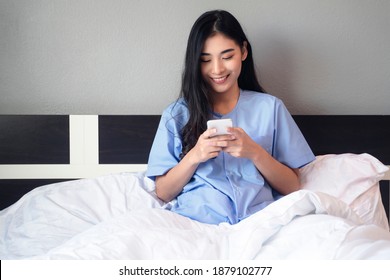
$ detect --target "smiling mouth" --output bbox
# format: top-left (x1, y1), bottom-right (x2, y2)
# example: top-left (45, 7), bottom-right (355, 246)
top-left (211, 75), bottom-right (229, 84)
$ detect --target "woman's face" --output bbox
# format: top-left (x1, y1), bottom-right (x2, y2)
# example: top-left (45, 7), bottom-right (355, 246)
top-left (200, 33), bottom-right (247, 97)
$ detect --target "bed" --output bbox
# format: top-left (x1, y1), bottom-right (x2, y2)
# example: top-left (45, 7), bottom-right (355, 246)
top-left (0, 114), bottom-right (389, 260)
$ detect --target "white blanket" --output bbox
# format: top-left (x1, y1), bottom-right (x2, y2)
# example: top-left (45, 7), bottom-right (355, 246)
top-left (1, 172), bottom-right (390, 259)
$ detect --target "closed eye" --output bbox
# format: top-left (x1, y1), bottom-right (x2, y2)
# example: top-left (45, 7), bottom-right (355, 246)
top-left (200, 56), bottom-right (233, 63)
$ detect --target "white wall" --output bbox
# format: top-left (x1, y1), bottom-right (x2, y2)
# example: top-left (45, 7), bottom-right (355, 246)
top-left (0, 0), bottom-right (389, 115)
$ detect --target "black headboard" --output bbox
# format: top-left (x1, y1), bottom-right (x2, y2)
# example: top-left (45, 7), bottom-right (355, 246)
top-left (0, 115), bottom-right (389, 218)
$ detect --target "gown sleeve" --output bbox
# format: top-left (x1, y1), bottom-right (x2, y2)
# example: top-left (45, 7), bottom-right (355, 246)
top-left (272, 99), bottom-right (315, 168)
top-left (145, 105), bottom-right (185, 180)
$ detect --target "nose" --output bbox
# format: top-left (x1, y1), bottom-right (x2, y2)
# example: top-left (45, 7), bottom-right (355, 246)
top-left (211, 59), bottom-right (225, 75)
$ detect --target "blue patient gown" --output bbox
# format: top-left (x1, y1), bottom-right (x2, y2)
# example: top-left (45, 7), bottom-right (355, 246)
top-left (146, 90), bottom-right (315, 225)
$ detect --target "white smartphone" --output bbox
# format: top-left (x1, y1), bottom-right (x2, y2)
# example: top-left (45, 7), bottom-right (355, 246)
top-left (207, 118), bottom-right (233, 136)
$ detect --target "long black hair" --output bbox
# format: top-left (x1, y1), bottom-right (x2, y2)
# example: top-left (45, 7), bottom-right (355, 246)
top-left (179, 10), bottom-right (264, 158)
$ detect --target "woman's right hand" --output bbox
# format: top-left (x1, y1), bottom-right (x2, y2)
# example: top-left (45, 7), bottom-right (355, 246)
top-left (188, 128), bottom-right (236, 164)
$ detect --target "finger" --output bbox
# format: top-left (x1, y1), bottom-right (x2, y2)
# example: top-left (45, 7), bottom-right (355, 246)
top-left (208, 151), bottom-right (220, 159)
top-left (227, 127), bottom-right (236, 134)
top-left (203, 128), bottom-right (217, 138)
top-left (206, 147), bottom-right (222, 159)
top-left (223, 148), bottom-right (241, 158)
top-left (226, 127), bottom-right (239, 138)
top-left (214, 140), bottom-right (229, 147)
top-left (227, 127), bottom-right (244, 135)
top-left (211, 134), bottom-right (236, 141)
top-left (209, 137), bottom-right (234, 147)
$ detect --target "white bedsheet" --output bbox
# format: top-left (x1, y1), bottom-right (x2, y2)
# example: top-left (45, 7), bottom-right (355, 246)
top-left (1, 172), bottom-right (390, 259)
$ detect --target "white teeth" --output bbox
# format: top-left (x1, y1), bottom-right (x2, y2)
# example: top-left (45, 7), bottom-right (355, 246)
top-left (212, 76), bottom-right (227, 82)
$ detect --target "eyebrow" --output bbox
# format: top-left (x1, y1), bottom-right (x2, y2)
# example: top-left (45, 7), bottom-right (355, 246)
top-left (200, 48), bottom-right (235, 56)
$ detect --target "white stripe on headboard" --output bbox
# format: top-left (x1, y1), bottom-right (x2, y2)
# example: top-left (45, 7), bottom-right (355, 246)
top-left (70, 115), bottom-right (99, 165)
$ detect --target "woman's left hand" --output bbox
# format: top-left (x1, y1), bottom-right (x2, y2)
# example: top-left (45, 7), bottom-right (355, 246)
top-left (222, 127), bottom-right (262, 160)
top-left (224, 127), bottom-right (300, 194)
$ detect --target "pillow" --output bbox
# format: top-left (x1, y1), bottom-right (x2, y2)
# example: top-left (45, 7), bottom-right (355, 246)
top-left (299, 153), bottom-right (389, 230)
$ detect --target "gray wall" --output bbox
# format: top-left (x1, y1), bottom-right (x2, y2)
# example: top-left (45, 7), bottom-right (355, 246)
top-left (1, 0), bottom-right (389, 115)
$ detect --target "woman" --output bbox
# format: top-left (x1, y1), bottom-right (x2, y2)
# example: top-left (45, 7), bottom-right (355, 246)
top-left (146, 10), bottom-right (315, 225)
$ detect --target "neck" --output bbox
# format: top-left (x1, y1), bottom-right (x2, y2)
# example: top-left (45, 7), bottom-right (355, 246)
top-left (211, 87), bottom-right (240, 115)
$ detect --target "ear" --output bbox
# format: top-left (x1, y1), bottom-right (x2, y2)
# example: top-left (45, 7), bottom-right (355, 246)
top-left (241, 41), bottom-right (248, 61)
